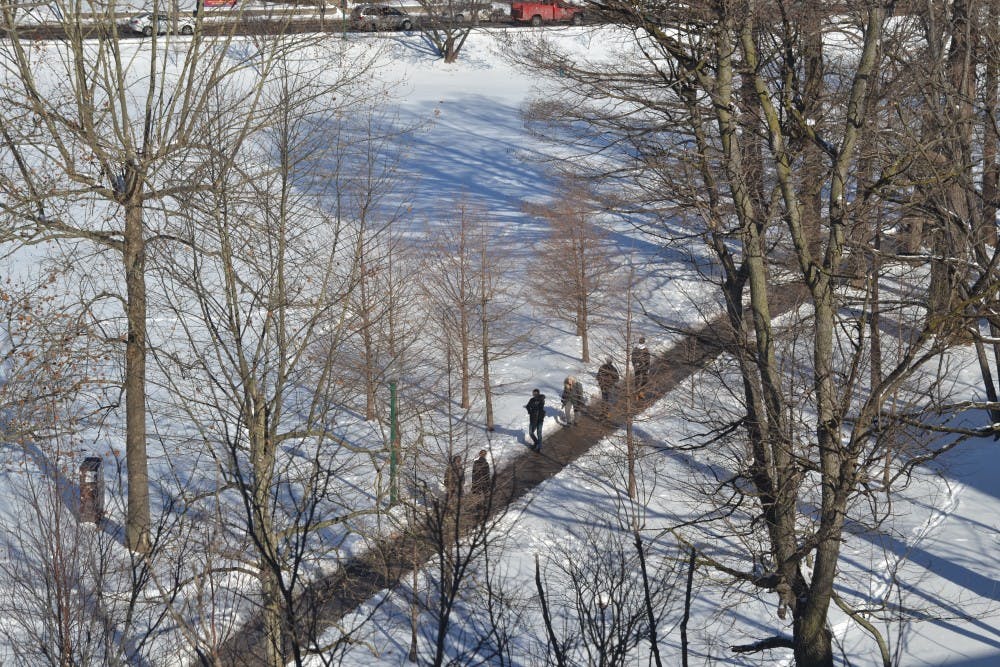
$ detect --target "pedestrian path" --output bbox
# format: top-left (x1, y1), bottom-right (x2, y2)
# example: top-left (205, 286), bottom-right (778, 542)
top-left (218, 284), bottom-right (809, 665)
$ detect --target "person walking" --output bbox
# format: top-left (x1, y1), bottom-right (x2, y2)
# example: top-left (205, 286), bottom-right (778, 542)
top-left (632, 336), bottom-right (651, 397)
top-left (596, 358), bottom-right (620, 418)
top-left (471, 449), bottom-right (491, 515)
top-left (525, 389), bottom-right (546, 450)
top-left (561, 376), bottom-right (584, 426)
top-left (597, 358), bottom-right (620, 402)
top-left (444, 454), bottom-right (464, 507)
top-left (472, 449), bottom-right (490, 495)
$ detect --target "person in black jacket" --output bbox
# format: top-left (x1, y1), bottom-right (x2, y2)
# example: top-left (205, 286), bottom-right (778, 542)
top-left (472, 450), bottom-right (490, 494)
top-left (471, 449), bottom-right (491, 516)
top-left (525, 389), bottom-right (546, 450)
top-left (597, 358), bottom-right (620, 418)
top-left (597, 358), bottom-right (620, 402)
top-left (444, 454), bottom-right (464, 507)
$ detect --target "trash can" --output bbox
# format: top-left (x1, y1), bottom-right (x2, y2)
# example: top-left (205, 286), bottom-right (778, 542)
top-left (79, 457), bottom-right (104, 524)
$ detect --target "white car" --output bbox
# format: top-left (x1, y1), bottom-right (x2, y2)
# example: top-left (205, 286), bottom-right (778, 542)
top-left (350, 5), bottom-right (413, 31)
top-left (128, 12), bottom-right (196, 36)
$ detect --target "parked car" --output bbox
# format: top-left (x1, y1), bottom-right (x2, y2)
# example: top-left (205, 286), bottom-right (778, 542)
top-left (350, 4), bottom-right (414, 31)
top-left (128, 12), bottom-right (196, 36)
top-left (510, 0), bottom-right (583, 25)
top-left (426, 1), bottom-right (508, 23)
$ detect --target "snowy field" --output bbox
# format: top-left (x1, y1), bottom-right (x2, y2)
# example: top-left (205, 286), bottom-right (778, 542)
top-left (304, 29), bottom-right (1000, 666)
top-left (0, 21), bottom-right (998, 667)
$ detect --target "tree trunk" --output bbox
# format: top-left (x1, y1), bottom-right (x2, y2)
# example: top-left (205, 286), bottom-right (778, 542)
top-left (250, 394), bottom-right (284, 667)
top-left (363, 313), bottom-right (376, 421)
top-left (982, 1), bottom-right (999, 245)
top-left (460, 303), bottom-right (470, 409)
top-left (795, 294), bottom-right (840, 667)
top-left (261, 570), bottom-right (285, 667)
top-left (792, 617), bottom-right (834, 667)
top-left (799, 6), bottom-right (825, 259)
top-left (481, 302), bottom-right (494, 431)
top-left (931, 0), bottom-right (976, 323)
top-left (123, 197), bottom-right (150, 554)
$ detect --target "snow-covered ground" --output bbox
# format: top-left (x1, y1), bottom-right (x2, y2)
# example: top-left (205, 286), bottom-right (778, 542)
top-left (305, 30), bottom-right (1000, 666)
top-left (1, 23), bottom-right (998, 666)
top-left (328, 349), bottom-right (1000, 666)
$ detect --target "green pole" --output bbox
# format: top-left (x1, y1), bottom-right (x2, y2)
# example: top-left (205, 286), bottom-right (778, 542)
top-left (390, 379), bottom-right (398, 506)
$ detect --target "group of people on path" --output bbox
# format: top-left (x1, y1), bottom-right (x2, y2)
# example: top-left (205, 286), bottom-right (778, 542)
top-left (436, 338), bottom-right (651, 508)
top-left (443, 449), bottom-right (492, 506)
top-left (523, 336), bottom-right (654, 450)
top-left (522, 374), bottom-right (585, 454)
top-left (439, 337), bottom-right (653, 513)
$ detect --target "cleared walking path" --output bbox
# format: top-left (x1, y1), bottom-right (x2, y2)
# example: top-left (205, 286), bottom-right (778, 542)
top-left (216, 285), bottom-right (809, 666)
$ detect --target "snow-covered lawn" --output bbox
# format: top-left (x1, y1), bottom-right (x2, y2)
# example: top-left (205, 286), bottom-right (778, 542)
top-left (1, 23), bottom-right (999, 666)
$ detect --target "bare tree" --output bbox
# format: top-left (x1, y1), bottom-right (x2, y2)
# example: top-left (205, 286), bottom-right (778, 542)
top-left (0, 1), bottom-right (332, 553)
top-left (471, 210), bottom-right (523, 432)
top-left (403, 424), bottom-right (513, 665)
top-left (534, 523), bottom-right (680, 667)
top-left (0, 461), bottom-right (119, 666)
top-left (0, 443), bottom-right (217, 666)
top-left (513, 2), bottom-right (1000, 665)
top-left (419, 204), bottom-right (523, 428)
top-left (421, 205), bottom-right (480, 410)
top-left (334, 108), bottom-right (421, 424)
top-left (529, 180), bottom-right (614, 363)
top-left (893, 1), bottom-right (1000, 424)
top-left (0, 278), bottom-right (118, 665)
top-left (0, 274), bottom-right (209, 665)
top-left (412, 0), bottom-right (502, 62)
top-left (0, 270), bottom-right (114, 444)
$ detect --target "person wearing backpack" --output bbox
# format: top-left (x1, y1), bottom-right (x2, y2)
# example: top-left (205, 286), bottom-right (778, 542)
top-left (525, 389), bottom-right (546, 450)
top-left (561, 376), bottom-right (584, 426)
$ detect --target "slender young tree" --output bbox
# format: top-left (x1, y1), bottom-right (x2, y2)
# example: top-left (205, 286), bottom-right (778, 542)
top-left (471, 211), bottom-right (523, 432)
top-left (533, 524), bottom-right (680, 667)
top-left (404, 418), bottom-right (512, 664)
top-left (338, 108), bottom-right (418, 423)
top-left (529, 180), bottom-right (613, 363)
top-left (0, 272), bottom-right (201, 665)
top-left (421, 204), bottom-right (523, 426)
top-left (421, 205), bottom-right (480, 410)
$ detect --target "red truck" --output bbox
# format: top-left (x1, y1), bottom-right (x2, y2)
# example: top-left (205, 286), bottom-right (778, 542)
top-left (510, 0), bottom-right (584, 25)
